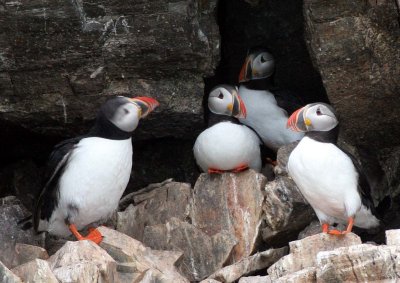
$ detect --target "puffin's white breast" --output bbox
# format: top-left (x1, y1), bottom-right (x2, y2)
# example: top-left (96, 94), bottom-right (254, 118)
top-left (238, 85), bottom-right (304, 151)
top-left (287, 137), bottom-right (361, 222)
top-left (193, 121), bottom-right (261, 172)
top-left (48, 137), bottom-right (133, 236)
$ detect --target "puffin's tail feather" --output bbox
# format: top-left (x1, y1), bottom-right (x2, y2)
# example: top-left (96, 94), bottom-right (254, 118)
top-left (354, 205), bottom-right (380, 229)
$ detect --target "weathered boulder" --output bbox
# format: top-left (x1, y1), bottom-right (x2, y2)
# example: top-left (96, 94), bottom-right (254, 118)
top-left (207, 248), bottom-right (288, 283)
top-left (0, 196), bottom-right (44, 269)
top-left (191, 170), bottom-right (267, 260)
top-left (0, 0), bottom-right (219, 140)
top-left (316, 244), bottom-right (400, 282)
top-left (144, 217), bottom-right (236, 282)
top-left (239, 276), bottom-right (271, 283)
top-left (0, 260), bottom-right (22, 283)
top-left (274, 267), bottom-right (316, 283)
top-left (11, 244), bottom-right (49, 269)
top-left (267, 233), bottom-right (361, 279)
top-left (98, 226), bottom-right (189, 283)
top-left (261, 176), bottom-right (316, 246)
top-left (117, 180), bottom-right (192, 241)
top-left (304, 0), bottom-right (400, 149)
top-left (11, 259), bottom-right (58, 283)
top-left (48, 240), bottom-right (118, 283)
top-left (386, 229), bottom-right (400, 246)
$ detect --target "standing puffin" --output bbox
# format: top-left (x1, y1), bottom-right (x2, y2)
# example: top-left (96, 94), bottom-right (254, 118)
top-left (287, 103), bottom-right (379, 234)
top-left (34, 96), bottom-right (159, 243)
top-left (194, 85), bottom-right (261, 173)
top-left (237, 49), bottom-right (304, 152)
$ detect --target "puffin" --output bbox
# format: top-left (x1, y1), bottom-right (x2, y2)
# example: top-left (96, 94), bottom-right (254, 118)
top-left (286, 102), bottom-right (380, 235)
top-left (237, 49), bottom-right (304, 152)
top-left (194, 85), bottom-right (262, 173)
top-left (34, 96), bottom-right (159, 243)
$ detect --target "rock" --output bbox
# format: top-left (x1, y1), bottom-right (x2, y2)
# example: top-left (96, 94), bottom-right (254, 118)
top-left (200, 279), bottom-right (222, 283)
top-left (0, 260), bottom-right (22, 283)
top-left (97, 226), bottom-right (189, 283)
top-left (298, 220), bottom-right (324, 240)
top-left (386, 229), bottom-right (400, 245)
top-left (0, 0), bottom-right (219, 140)
top-left (0, 196), bottom-right (44, 269)
top-left (48, 240), bottom-right (118, 283)
top-left (304, 0), bottom-right (400, 149)
top-left (274, 142), bottom-right (299, 176)
top-left (275, 267), bottom-right (316, 283)
top-left (239, 276), bottom-right (272, 283)
top-left (191, 170), bottom-right (267, 260)
top-left (12, 243), bottom-right (49, 268)
top-left (207, 247), bottom-right (288, 283)
top-left (316, 244), bottom-right (400, 282)
top-left (11, 259), bottom-right (58, 283)
top-left (268, 233), bottom-right (361, 279)
top-left (261, 176), bottom-right (316, 246)
top-left (144, 217), bottom-right (236, 282)
top-left (117, 180), bottom-right (192, 241)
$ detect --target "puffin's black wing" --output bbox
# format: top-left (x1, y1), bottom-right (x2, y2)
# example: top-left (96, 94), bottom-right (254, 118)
top-left (338, 146), bottom-right (377, 216)
top-left (272, 89), bottom-right (305, 116)
top-left (33, 136), bottom-right (83, 231)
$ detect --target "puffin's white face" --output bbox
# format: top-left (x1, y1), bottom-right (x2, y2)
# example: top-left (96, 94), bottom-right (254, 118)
top-left (304, 104), bottom-right (338, 132)
top-left (208, 86), bottom-right (247, 118)
top-left (106, 96), bottom-right (159, 133)
top-left (110, 102), bottom-right (141, 132)
top-left (239, 50), bottom-right (275, 82)
top-left (287, 102), bottom-right (338, 132)
top-left (208, 87), bottom-right (234, 116)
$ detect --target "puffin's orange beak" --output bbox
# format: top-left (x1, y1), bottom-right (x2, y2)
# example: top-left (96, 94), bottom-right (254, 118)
top-left (231, 91), bottom-right (247, 119)
top-left (130, 97), bottom-right (159, 118)
top-left (238, 56), bottom-right (252, 83)
top-left (287, 107), bottom-right (303, 132)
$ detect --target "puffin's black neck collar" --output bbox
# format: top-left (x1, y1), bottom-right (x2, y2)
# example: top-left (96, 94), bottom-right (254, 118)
top-left (88, 115), bottom-right (132, 140)
top-left (306, 126), bottom-right (339, 144)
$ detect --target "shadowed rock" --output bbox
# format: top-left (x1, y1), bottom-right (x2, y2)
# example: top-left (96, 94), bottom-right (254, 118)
top-left (144, 217), bottom-right (236, 282)
top-left (0, 260), bottom-right (22, 283)
top-left (207, 247), bottom-right (288, 283)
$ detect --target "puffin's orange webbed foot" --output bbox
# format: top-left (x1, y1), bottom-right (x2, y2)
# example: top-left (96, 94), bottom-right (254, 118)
top-left (321, 217), bottom-right (354, 236)
top-left (231, 164), bottom-right (249, 173)
top-left (208, 168), bottom-right (225, 174)
top-left (69, 224), bottom-right (103, 244)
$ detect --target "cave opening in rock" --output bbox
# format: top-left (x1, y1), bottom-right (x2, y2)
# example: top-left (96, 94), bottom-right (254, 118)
top-left (204, 0), bottom-right (329, 118)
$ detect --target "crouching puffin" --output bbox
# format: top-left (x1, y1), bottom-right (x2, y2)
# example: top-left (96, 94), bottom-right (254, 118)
top-left (194, 85), bottom-right (262, 173)
top-left (238, 49), bottom-right (304, 152)
top-left (287, 103), bottom-right (380, 235)
top-left (34, 96), bottom-right (159, 243)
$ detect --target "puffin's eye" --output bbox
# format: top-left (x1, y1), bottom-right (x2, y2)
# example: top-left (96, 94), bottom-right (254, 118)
top-left (260, 55), bottom-right (266, 63)
top-left (316, 108), bottom-right (322, 115)
top-left (123, 108), bottom-right (130, 114)
top-left (218, 92), bottom-right (224, 99)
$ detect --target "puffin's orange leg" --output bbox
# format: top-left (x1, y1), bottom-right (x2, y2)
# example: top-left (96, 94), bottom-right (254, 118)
top-left (322, 223), bottom-right (329, 233)
top-left (342, 217), bottom-right (354, 234)
top-left (208, 168), bottom-right (225, 174)
top-left (69, 224), bottom-right (103, 244)
top-left (231, 164), bottom-right (249, 173)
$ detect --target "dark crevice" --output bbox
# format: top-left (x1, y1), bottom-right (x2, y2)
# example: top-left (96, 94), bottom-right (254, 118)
top-left (204, 0), bottom-right (329, 126)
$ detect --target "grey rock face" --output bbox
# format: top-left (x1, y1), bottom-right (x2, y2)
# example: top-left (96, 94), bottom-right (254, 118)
top-left (0, 196), bottom-right (44, 269)
top-left (0, 0), bottom-right (219, 140)
top-left (304, 0), bottom-right (400, 149)
top-left (11, 259), bottom-right (58, 283)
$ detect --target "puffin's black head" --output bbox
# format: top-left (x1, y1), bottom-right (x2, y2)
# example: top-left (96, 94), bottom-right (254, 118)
top-left (208, 84), bottom-right (247, 118)
top-left (97, 96), bottom-right (159, 134)
top-left (287, 103), bottom-right (338, 132)
top-left (238, 49), bottom-right (275, 83)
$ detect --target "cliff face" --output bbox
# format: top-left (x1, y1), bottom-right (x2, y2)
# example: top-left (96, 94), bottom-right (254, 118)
top-left (0, 0), bottom-right (219, 139)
